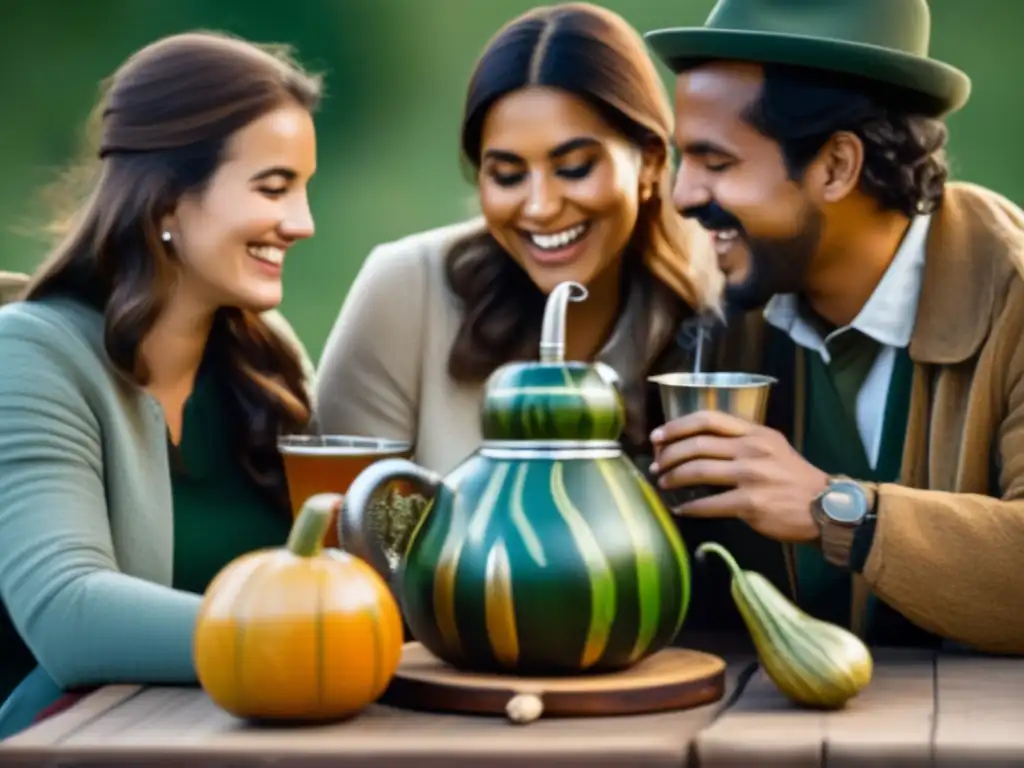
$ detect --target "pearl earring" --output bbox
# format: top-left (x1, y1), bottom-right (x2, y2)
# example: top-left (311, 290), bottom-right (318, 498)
top-left (161, 230), bottom-right (172, 243)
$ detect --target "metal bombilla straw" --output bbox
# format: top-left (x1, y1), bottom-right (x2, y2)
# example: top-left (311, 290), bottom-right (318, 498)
top-left (539, 281), bottom-right (589, 364)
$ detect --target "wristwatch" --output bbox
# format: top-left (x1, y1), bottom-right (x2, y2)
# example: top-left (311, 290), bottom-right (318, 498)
top-left (811, 477), bottom-right (876, 569)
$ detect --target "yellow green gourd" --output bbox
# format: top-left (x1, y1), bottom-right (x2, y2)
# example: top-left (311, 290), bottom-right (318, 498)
top-left (697, 542), bottom-right (873, 709)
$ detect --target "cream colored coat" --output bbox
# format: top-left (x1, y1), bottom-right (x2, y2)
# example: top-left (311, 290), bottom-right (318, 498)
top-left (316, 217), bottom-right (688, 474)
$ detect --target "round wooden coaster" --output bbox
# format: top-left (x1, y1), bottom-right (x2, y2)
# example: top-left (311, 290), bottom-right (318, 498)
top-left (382, 642), bottom-right (727, 722)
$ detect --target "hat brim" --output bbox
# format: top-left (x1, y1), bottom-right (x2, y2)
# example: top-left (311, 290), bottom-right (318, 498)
top-left (645, 28), bottom-right (971, 116)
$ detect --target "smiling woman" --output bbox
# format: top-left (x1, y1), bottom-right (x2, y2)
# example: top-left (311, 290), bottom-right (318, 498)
top-left (0, 31), bottom-right (321, 738)
top-left (315, 2), bottom-right (724, 478)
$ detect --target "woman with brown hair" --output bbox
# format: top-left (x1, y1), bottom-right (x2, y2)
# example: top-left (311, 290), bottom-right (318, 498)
top-left (0, 31), bottom-right (320, 737)
top-left (316, 3), bottom-right (722, 473)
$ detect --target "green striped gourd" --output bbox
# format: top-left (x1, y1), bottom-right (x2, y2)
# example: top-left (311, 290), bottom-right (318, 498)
top-left (697, 542), bottom-right (873, 708)
top-left (338, 281), bottom-right (691, 674)
top-left (480, 361), bottom-right (625, 442)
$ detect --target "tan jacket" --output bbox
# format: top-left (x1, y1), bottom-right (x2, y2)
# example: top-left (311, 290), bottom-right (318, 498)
top-left (716, 182), bottom-right (1024, 654)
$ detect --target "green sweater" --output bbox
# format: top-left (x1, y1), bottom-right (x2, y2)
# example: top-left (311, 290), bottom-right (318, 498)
top-left (0, 296), bottom-right (313, 738)
top-left (170, 359), bottom-right (293, 596)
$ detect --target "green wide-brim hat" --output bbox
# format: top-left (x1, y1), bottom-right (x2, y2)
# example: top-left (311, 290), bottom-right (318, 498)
top-left (645, 0), bottom-right (971, 116)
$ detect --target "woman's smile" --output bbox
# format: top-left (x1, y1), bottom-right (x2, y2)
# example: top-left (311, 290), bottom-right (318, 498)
top-left (518, 220), bottom-right (593, 265)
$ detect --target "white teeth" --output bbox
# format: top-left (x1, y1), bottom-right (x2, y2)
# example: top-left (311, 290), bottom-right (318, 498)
top-left (712, 228), bottom-right (739, 257)
top-left (247, 245), bottom-right (285, 266)
top-left (529, 223), bottom-right (588, 251)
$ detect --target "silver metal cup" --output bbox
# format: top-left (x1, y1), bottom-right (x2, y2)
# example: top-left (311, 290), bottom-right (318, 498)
top-left (647, 372), bottom-right (777, 506)
top-left (648, 372), bottom-right (777, 425)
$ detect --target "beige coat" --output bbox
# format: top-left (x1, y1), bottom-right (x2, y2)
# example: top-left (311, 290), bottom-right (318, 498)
top-left (315, 217), bottom-right (692, 474)
top-left (714, 182), bottom-right (1024, 654)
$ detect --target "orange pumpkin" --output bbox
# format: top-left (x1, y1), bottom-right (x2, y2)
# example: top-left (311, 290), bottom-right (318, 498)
top-left (193, 492), bottom-right (403, 721)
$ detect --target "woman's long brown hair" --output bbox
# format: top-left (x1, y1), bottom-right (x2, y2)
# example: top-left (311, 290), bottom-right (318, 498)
top-left (22, 31), bottom-right (321, 510)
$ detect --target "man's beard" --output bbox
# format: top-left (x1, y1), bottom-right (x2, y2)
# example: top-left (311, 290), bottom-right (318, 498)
top-left (682, 201), bottom-right (823, 313)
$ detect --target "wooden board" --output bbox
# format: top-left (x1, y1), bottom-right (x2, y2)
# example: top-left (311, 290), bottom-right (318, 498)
top-left (0, 659), bottom-right (755, 768)
top-left (382, 642), bottom-right (727, 722)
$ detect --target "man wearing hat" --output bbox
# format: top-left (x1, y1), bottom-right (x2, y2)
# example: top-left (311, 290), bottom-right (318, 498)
top-left (645, 0), bottom-right (1024, 653)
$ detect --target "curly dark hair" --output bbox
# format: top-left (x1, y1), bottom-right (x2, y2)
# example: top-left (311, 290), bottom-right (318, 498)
top-left (446, 3), bottom-right (721, 385)
top-left (24, 31), bottom-right (320, 510)
top-left (741, 63), bottom-right (949, 218)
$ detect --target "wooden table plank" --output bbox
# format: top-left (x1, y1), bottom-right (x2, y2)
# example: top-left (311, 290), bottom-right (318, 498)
top-left (934, 651), bottom-right (1024, 766)
top-left (819, 650), bottom-right (936, 768)
top-left (0, 658), bottom-right (755, 768)
top-left (0, 685), bottom-right (143, 749)
top-left (692, 649), bottom-right (936, 767)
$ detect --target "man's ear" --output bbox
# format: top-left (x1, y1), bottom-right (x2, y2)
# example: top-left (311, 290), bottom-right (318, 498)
top-left (812, 131), bottom-right (864, 204)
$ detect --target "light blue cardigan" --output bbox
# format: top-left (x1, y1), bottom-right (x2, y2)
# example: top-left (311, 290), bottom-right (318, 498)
top-left (0, 295), bottom-right (314, 738)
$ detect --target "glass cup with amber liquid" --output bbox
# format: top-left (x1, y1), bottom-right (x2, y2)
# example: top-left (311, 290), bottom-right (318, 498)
top-left (277, 435), bottom-right (414, 549)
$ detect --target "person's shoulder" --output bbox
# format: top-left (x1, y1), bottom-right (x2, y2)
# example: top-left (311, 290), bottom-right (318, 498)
top-left (0, 297), bottom-right (115, 427)
top-left (937, 183), bottom-right (1024, 347)
top-left (0, 270), bottom-right (29, 304)
top-left (0, 295), bottom-right (106, 362)
top-left (259, 307), bottom-right (305, 352)
top-left (942, 182), bottom-right (1024, 260)
top-left (945, 182), bottom-right (1024, 288)
top-left (363, 217), bottom-right (488, 278)
top-left (946, 181), bottom-right (1024, 220)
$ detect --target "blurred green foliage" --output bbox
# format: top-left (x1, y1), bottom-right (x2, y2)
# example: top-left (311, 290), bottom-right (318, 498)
top-left (0, 0), bottom-right (1018, 360)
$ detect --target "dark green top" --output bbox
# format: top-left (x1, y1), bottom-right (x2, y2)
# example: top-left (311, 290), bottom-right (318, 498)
top-left (796, 334), bottom-right (939, 646)
top-left (170, 362), bottom-right (292, 595)
top-left (796, 339), bottom-right (907, 615)
top-left (670, 322), bottom-right (932, 646)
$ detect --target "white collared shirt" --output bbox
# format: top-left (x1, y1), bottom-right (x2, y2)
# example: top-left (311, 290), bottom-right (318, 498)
top-left (763, 215), bottom-right (930, 468)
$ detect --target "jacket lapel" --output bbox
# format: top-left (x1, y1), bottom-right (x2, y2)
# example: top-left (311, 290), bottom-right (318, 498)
top-left (720, 183), bottom-right (1016, 622)
top-left (909, 182), bottom-right (1005, 365)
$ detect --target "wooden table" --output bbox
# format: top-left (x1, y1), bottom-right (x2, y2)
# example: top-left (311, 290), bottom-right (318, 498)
top-left (0, 657), bottom-right (755, 767)
top-left (3, 650), bottom-right (1023, 767)
top-left (694, 648), bottom-right (1024, 767)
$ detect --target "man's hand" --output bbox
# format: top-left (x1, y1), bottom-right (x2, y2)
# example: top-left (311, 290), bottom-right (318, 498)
top-left (650, 410), bottom-right (829, 543)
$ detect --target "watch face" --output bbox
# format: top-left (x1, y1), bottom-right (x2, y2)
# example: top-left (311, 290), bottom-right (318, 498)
top-left (821, 481), bottom-right (867, 524)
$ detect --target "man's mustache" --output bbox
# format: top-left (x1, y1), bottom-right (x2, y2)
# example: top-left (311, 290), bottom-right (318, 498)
top-left (681, 201), bottom-right (743, 233)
